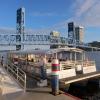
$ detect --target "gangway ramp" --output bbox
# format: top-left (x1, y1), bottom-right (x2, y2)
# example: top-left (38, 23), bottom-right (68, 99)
top-left (0, 66), bottom-right (23, 99)
top-left (60, 71), bottom-right (100, 85)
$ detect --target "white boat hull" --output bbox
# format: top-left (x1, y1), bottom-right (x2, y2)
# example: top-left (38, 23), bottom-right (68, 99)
top-left (83, 65), bottom-right (96, 74)
top-left (47, 68), bottom-right (76, 79)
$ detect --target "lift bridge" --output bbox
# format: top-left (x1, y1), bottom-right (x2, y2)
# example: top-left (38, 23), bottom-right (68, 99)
top-left (0, 34), bottom-right (67, 45)
top-left (0, 33), bottom-right (100, 51)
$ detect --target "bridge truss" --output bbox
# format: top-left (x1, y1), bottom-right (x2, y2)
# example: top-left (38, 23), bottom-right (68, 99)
top-left (0, 34), bottom-right (100, 50)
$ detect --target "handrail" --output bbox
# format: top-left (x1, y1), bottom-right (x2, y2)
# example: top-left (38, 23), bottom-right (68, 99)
top-left (60, 60), bottom-right (95, 69)
top-left (5, 60), bottom-right (26, 92)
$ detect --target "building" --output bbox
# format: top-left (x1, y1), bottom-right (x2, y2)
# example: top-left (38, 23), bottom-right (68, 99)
top-left (68, 22), bottom-right (75, 44)
top-left (50, 31), bottom-right (60, 37)
top-left (68, 22), bottom-right (84, 45)
top-left (50, 31), bottom-right (60, 49)
top-left (75, 26), bottom-right (84, 44)
top-left (16, 7), bottom-right (25, 50)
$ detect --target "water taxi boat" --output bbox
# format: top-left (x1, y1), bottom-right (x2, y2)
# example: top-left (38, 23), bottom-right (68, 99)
top-left (7, 47), bottom-right (96, 79)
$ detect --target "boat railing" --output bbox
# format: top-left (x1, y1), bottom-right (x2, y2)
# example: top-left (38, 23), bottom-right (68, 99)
top-left (76, 60), bottom-right (95, 67)
top-left (5, 60), bottom-right (26, 92)
top-left (60, 60), bottom-right (95, 69)
top-left (21, 60), bottom-right (95, 76)
top-left (84, 60), bottom-right (95, 67)
top-left (60, 61), bottom-right (76, 70)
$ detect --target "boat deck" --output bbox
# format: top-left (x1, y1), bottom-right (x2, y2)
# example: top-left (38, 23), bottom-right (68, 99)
top-left (60, 71), bottom-right (100, 84)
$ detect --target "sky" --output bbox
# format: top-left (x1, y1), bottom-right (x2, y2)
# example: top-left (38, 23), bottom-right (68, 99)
top-left (0, 0), bottom-right (100, 43)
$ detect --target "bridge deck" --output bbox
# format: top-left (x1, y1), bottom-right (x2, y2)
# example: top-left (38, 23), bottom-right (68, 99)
top-left (60, 71), bottom-right (100, 85)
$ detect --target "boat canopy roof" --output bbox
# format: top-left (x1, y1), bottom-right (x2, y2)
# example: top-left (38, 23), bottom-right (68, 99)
top-left (9, 47), bottom-right (83, 55)
top-left (47, 48), bottom-right (83, 54)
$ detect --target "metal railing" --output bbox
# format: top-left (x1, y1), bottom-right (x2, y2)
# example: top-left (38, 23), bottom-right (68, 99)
top-left (76, 60), bottom-right (95, 67)
top-left (60, 60), bottom-right (96, 69)
top-left (5, 61), bottom-right (26, 92)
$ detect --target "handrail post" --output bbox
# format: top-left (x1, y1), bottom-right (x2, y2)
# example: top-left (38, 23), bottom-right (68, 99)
top-left (7, 64), bottom-right (8, 72)
top-left (24, 74), bottom-right (26, 92)
top-left (17, 67), bottom-right (18, 80)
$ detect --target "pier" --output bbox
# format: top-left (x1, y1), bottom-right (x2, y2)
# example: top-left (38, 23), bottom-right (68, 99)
top-left (0, 65), bottom-right (79, 100)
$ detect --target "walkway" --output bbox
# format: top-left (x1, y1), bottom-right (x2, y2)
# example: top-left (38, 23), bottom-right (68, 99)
top-left (0, 66), bottom-right (23, 100)
top-left (0, 66), bottom-right (78, 100)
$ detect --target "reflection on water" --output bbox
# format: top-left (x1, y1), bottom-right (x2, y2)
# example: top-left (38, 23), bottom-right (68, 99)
top-left (62, 79), bottom-right (100, 100)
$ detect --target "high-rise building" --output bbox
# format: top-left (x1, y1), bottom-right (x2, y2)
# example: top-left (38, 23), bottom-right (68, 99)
top-left (68, 22), bottom-right (75, 44)
top-left (16, 7), bottom-right (25, 50)
top-left (75, 26), bottom-right (84, 44)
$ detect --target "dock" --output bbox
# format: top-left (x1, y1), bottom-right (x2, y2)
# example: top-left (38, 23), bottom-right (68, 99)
top-left (60, 71), bottom-right (100, 84)
top-left (0, 66), bottom-right (79, 100)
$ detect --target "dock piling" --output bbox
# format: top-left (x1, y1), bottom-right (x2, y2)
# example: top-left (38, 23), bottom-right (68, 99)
top-left (51, 59), bottom-right (60, 95)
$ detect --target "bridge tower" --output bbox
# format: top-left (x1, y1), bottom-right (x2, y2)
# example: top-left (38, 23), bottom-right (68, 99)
top-left (16, 7), bottom-right (25, 50)
top-left (68, 22), bottom-right (75, 44)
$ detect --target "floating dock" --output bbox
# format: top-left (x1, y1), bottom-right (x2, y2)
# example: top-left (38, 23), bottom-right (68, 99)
top-left (60, 71), bottom-right (100, 85)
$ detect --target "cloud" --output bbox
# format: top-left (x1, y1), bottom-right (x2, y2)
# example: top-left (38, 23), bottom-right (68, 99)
top-left (72, 0), bottom-right (100, 27)
top-left (0, 27), bottom-right (16, 34)
top-left (54, 0), bottom-right (100, 28)
top-left (41, 0), bottom-right (100, 37)
top-left (31, 12), bottom-right (55, 16)
top-left (1, 0), bottom-right (100, 36)
top-left (81, 2), bottom-right (100, 27)
top-left (31, 12), bottom-right (67, 17)
top-left (75, 0), bottom-right (97, 17)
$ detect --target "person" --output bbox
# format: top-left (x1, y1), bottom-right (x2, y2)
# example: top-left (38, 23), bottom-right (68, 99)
top-left (48, 58), bottom-right (51, 63)
top-left (66, 57), bottom-right (68, 61)
top-left (1, 56), bottom-right (3, 66)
